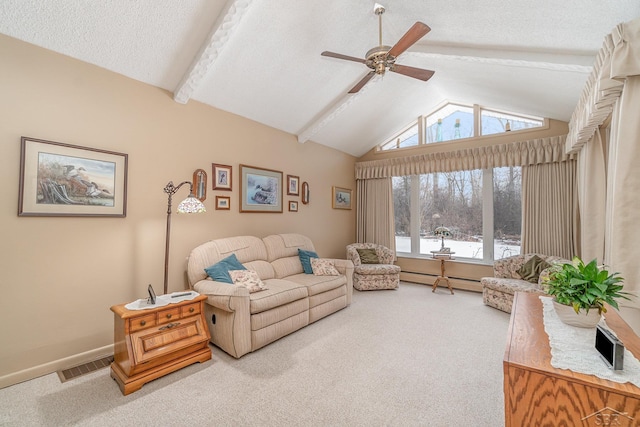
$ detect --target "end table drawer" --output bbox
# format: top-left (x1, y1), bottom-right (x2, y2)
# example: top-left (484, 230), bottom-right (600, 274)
top-left (130, 313), bottom-right (157, 332)
top-left (181, 302), bottom-right (200, 317)
top-left (158, 307), bottom-right (180, 324)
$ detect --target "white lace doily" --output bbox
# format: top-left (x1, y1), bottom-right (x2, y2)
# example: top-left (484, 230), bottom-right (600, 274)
top-left (540, 295), bottom-right (640, 387)
top-left (125, 291), bottom-right (198, 310)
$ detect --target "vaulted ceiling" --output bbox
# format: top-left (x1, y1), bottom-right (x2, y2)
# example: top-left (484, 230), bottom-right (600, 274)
top-left (1, 1), bottom-right (638, 156)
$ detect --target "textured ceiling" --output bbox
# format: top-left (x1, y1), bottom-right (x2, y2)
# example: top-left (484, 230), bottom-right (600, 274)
top-left (1, 1), bottom-right (638, 156)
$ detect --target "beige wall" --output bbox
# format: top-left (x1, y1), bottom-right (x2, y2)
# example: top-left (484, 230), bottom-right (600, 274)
top-left (0, 35), bottom-right (356, 385)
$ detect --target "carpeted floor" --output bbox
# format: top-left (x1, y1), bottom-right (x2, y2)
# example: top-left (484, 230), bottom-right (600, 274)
top-left (0, 282), bottom-right (511, 426)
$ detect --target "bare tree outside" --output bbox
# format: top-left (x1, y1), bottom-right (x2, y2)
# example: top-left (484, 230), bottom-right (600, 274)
top-left (393, 167), bottom-right (522, 260)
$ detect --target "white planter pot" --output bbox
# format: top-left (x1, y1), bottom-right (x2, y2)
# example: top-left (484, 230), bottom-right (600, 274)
top-left (552, 300), bottom-right (601, 328)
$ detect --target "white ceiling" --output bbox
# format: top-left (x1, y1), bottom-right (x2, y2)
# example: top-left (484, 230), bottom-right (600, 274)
top-left (1, 1), bottom-right (638, 156)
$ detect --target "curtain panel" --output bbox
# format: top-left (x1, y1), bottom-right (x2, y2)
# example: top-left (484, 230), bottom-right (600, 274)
top-left (355, 178), bottom-right (395, 252)
top-left (355, 135), bottom-right (572, 179)
top-left (521, 160), bottom-right (578, 260)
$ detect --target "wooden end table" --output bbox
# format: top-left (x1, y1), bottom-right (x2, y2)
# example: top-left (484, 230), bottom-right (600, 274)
top-left (110, 293), bottom-right (211, 395)
top-left (431, 252), bottom-right (454, 294)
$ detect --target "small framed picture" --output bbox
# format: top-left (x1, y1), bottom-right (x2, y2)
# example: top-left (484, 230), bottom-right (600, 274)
top-left (332, 186), bottom-right (352, 210)
top-left (287, 175), bottom-right (300, 196)
top-left (212, 163), bottom-right (232, 191)
top-left (215, 195), bottom-right (230, 210)
top-left (289, 201), bottom-right (298, 212)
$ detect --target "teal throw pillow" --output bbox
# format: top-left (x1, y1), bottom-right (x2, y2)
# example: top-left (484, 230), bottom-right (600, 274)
top-left (298, 249), bottom-right (319, 274)
top-left (356, 248), bottom-right (380, 264)
top-left (204, 253), bottom-right (247, 284)
top-left (517, 255), bottom-right (551, 283)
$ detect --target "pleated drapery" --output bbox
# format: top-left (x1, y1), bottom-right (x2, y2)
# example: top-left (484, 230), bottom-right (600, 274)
top-left (355, 178), bottom-right (395, 252)
top-left (566, 18), bottom-right (640, 154)
top-left (355, 135), bottom-right (572, 179)
top-left (521, 160), bottom-right (578, 260)
top-left (568, 17), bottom-right (640, 309)
top-left (576, 129), bottom-right (607, 263)
top-left (605, 76), bottom-right (640, 308)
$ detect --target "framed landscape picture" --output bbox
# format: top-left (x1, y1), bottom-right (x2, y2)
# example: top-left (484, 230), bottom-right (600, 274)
top-left (332, 186), bottom-right (352, 210)
top-left (18, 136), bottom-right (128, 217)
top-left (240, 164), bottom-right (283, 213)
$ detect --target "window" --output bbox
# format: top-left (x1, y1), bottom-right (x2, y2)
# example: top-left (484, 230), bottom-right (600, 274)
top-left (481, 109), bottom-right (543, 136)
top-left (380, 124), bottom-right (419, 151)
top-left (393, 166), bottom-right (522, 262)
top-left (378, 103), bottom-right (545, 152)
top-left (425, 103), bottom-right (473, 143)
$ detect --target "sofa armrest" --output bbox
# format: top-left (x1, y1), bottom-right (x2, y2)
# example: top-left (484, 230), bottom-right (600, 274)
top-left (328, 258), bottom-right (354, 305)
top-left (193, 279), bottom-right (250, 312)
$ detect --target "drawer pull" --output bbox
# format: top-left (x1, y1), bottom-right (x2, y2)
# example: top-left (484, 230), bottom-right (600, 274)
top-left (140, 320), bottom-right (146, 326)
top-left (189, 307), bottom-right (195, 313)
top-left (159, 322), bottom-right (181, 330)
top-left (166, 314), bottom-right (172, 319)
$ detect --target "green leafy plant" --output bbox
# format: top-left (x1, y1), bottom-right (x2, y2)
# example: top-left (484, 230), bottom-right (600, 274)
top-left (543, 257), bottom-right (630, 315)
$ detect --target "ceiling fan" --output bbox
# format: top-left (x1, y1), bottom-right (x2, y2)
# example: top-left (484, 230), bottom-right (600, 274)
top-left (321, 3), bottom-right (434, 94)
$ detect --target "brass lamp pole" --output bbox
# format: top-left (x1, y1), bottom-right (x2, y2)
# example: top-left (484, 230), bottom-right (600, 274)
top-left (163, 180), bottom-right (206, 294)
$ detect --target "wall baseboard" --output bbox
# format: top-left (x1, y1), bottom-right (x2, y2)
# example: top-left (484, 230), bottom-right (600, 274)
top-left (0, 344), bottom-right (114, 389)
top-left (401, 272), bottom-right (482, 293)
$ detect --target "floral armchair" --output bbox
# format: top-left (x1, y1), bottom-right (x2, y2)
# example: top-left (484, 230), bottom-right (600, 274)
top-left (481, 253), bottom-right (567, 313)
top-left (346, 243), bottom-right (401, 291)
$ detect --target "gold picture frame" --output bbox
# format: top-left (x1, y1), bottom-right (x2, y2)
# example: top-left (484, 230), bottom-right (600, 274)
top-left (332, 186), bottom-right (352, 210)
top-left (240, 164), bottom-right (283, 213)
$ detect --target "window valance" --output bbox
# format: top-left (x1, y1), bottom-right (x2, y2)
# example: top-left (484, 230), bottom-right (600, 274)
top-left (355, 135), bottom-right (571, 179)
top-left (566, 18), bottom-right (640, 154)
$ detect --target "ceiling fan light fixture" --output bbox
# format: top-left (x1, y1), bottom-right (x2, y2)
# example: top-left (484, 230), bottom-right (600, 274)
top-left (321, 4), bottom-right (434, 93)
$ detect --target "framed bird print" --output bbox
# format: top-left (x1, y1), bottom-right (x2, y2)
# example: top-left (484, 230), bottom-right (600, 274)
top-left (18, 136), bottom-right (128, 217)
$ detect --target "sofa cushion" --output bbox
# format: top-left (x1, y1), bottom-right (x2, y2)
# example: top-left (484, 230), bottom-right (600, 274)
top-left (187, 236), bottom-right (268, 285)
top-left (249, 279), bottom-right (308, 314)
top-left (356, 248), bottom-right (380, 264)
top-left (204, 254), bottom-right (247, 284)
top-left (311, 258), bottom-right (340, 276)
top-left (355, 264), bottom-right (401, 276)
top-left (517, 255), bottom-right (550, 283)
top-left (298, 249), bottom-right (319, 274)
top-left (230, 269), bottom-right (268, 293)
top-left (481, 277), bottom-right (541, 295)
top-left (285, 272), bottom-right (347, 296)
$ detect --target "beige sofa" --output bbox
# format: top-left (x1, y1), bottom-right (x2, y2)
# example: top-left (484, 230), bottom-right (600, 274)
top-left (187, 233), bottom-right (353, 358)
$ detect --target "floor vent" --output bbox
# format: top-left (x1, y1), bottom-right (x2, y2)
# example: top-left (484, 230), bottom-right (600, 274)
top-left (57, 355), bottom-right (113, 383)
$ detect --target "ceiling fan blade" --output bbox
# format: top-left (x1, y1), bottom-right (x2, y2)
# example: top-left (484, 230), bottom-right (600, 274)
top-left (348, 71), bottom-right (376, 93)
top-left (321, 51), bottom-right (366, 64)
top-left (387, 22), bottom-right (431, 58)
top-left (390, 64), bottom-right (435, 81)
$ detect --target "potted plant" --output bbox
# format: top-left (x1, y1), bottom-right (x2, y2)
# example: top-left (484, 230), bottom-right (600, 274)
top-left (543, 257), bottom-right (630, 328)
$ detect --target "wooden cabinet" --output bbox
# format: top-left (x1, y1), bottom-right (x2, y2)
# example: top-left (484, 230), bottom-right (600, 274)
top-left (504, 292), bottom-right (640, 426)
top-left (110, 294), bottom-right (211, 395)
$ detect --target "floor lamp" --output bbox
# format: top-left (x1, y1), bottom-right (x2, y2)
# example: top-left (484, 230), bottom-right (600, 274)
top-left (163, 180), bottom-right (206, 294)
